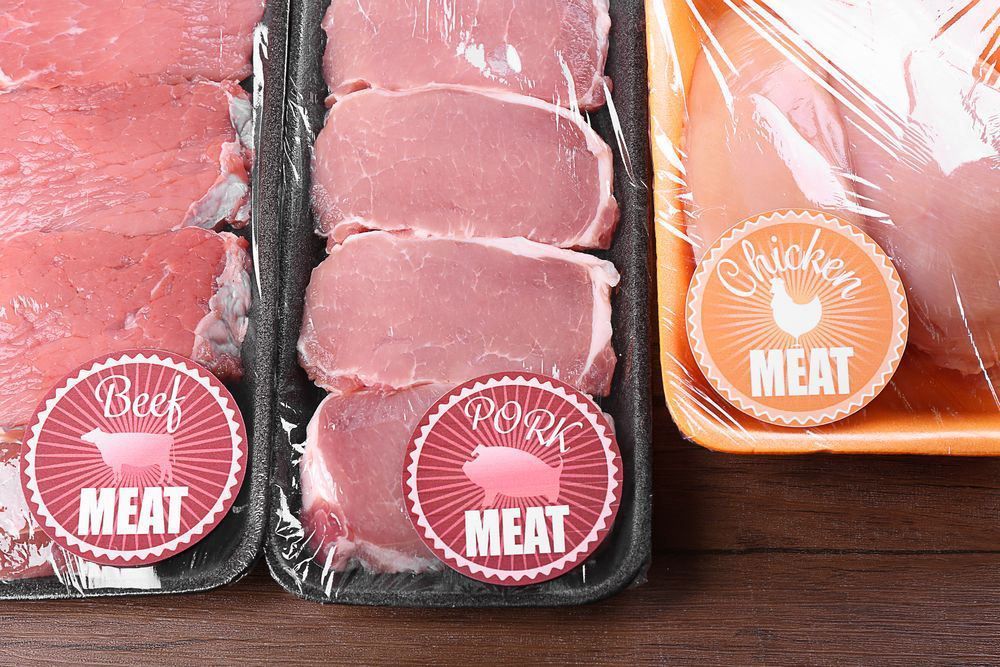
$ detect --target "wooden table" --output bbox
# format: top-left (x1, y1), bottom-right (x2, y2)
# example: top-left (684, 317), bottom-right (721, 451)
top-left (4, 363), bottom-right (999, 664)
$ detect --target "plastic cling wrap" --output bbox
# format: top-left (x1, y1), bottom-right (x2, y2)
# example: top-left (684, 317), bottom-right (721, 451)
top-left (0, 0), bottom-right (286, 598)
top-left (648, 0), bottom-right (1000, 454)
top-left (267, 0), bottom-right (652, 606)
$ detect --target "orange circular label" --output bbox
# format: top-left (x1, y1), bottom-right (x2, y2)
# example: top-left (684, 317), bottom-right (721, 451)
top-left (686, 210), bottom-right (908, 427)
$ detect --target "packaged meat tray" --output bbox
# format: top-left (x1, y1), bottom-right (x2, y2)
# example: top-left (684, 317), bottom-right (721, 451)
top-left (0, 0), bottom-right (287, 598)
top-left (266, 0), bottom-right (652, 605)
top-left (648, 0), bottom-right (1000, 454)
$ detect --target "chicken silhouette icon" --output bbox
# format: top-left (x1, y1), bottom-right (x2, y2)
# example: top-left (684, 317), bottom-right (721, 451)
top-left (769, 278), bottom-right (822, 344)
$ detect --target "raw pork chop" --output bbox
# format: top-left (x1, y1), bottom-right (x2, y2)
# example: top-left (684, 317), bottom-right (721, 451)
top-left (300, 386), bottom-right (444, 573)
top-left (684, 11), bottom-right (864, 259)
top-left (312, 86), bottom-right (618, 249)
top-left (299, 232), bottom-right (619, 396)
top-left (0, 428), bottom-right (57, 581)
top-left (0, 80), bottom-right (252, 236)
top-left (0, 228), bottom-right (251, 427)
top-left (0, 0), bottom-right (264, 90)
top-left (322, 0), bottom-right (612, 110)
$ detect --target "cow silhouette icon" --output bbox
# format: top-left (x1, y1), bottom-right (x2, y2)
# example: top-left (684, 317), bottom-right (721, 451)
top-left (81, 429), bottom-right (175, 485)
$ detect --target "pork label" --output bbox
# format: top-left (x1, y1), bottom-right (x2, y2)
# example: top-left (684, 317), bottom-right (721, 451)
top-left (686, 209), bottom-right (909, 427)
top-left (22, 350), bottom-right (247, 566)
top-left (403, 373), bottom-right (621, 585)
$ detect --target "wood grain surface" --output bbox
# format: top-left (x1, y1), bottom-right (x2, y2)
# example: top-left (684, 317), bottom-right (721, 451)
top-left (3, 351), bottom-right (999, 664)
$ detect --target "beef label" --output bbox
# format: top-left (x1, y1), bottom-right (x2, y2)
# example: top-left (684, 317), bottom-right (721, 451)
top-left (21, 349), bottom-right (247, 566)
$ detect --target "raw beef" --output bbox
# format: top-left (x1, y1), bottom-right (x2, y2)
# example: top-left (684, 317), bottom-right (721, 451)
top-left (0, 428), bottom-right (57, 581)
top-left (322, 0), bottom-right (612, 110)
top-left (0, 80), bottom-right (252, 237)
top-left (299, 232), bottom-right (619, 396)
top-left (0, 0), bottom-right (264, 90)
top-left (312, 86), bottom-right (618, 249)
top-left (0, 228), bottom-right (251, 427)
top-left (300, 386), bottom-right (444, 573)
top-left (684, 11), bottom-right (864, 260)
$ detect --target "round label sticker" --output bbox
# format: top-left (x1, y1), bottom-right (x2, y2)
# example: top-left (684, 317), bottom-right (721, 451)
top-left (403, 373), bottom-right (621, 585)
top-left (21, 350), bottom-right (247, 566)
top-left (686, 209), bottom-right (908, 427)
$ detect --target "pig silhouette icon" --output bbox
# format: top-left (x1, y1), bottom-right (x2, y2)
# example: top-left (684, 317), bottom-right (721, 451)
top-left (81, 429), bottom-right (175, 485)
top-left (462, 445), bottom-right (563, 506)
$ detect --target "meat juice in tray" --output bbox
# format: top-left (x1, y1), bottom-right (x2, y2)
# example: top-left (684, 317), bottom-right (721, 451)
top-left (647, 0), bottom-right (1000, 453)
top-left (0, 0), bottom-right (286, 597)
top-left (267, 0), bottom-right (652, 605)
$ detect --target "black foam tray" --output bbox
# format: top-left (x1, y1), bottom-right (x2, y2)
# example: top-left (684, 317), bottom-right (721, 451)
top-left (266, 0), bottom-right (653, 606)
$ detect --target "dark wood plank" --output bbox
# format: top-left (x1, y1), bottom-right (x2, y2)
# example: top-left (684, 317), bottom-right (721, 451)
top-left (653, 402), bottom-right (1000, 554)
top-left (2, 554), bottom-right (1000, 665)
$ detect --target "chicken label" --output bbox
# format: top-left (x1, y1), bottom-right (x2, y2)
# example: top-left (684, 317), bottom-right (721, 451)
top-left (21, 350), bottom-right (247, 566)
top-left (403, 373), bottom-right (621, 585)
top-left (686, 210), bottom-right (908, 427)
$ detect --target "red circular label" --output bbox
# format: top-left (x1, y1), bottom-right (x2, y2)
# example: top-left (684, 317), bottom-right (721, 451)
top-left (403, 373), bottom-right (621, 585)
top-left (21, 350), bottom-right (247, 566)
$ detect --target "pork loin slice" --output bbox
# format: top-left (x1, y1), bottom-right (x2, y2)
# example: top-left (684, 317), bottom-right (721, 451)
top-left (312, 86), bottom-right (618, 249)
top-left (322, 0), bottom-right (612, 110)
top-left (0, 80), bottom-right (252, 236)
top-left (0, 0), bottom-right (264, 90)
top-left (299, 232), bottom-right (619, 396)
top-left (0, 228), bottom-right (251, 427)
top-left (301, 386), bottom-right (445, 574)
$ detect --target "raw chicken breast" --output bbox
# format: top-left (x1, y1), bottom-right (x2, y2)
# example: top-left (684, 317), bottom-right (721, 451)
top-left (0, 428), bottom-right (57, 581)
top-left (0, 0), bottom-right (264, 90)
top-left (0, 80), bottom-right (252, 236)
top-left (322, 0), bottom-right (611, 110)
top-left (828, 2), bottom-right (1000, 373)
top-left (686, 2), bottom-right (1000, 374)
top-left (299, 232), bottom-right (619, 396)
top-left (300, 386), bottom-right (444, 574)
top-left (312, 86), bottom-right (618, 249)
top-left (684, 11), bottom-right (864, 259)
top-left (0, 229), bottom-right (251, 427)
